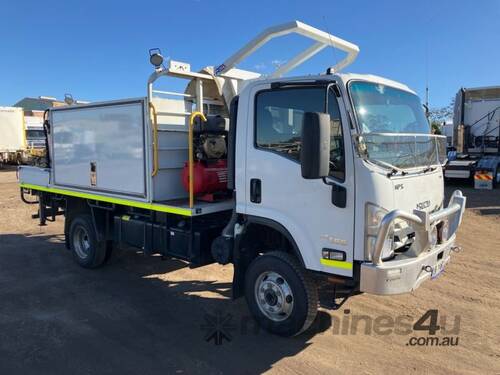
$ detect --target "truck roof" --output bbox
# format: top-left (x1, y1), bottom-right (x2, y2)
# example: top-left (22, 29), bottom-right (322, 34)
top-left (462, 86), bottom-right (500, 101)
top-left (334, 72), bottom-right (415, 94)
top-left (463, 85), bottom-right (500, 92)
top-left (241, 72), bottom-right (416, 96)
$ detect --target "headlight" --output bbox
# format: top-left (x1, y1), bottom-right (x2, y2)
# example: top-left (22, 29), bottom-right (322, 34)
top-left (365, 203), bottom-right (388, 235)
top-left (365, 203), bottom-right (394, 261)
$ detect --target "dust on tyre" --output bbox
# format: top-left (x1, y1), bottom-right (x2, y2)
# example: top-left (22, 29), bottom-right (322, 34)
top-left (245, 251), bottom-right (318, 336)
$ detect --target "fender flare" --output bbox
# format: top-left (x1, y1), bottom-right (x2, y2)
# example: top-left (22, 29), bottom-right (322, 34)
top-left (243, 215), bottom-right (306, 267)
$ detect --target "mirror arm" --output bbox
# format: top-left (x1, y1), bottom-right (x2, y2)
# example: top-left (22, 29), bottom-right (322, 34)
top-left (322, 177), bottom-right (335, 186)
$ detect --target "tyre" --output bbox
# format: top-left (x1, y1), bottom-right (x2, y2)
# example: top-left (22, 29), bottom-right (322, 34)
top-left (69, 214), bottom-right (107, 268)
top-left (245, 251), bottom-right (318, 336)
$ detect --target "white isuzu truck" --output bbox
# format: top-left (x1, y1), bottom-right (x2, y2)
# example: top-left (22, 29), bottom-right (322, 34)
top-left (18, 21), bottom-right (466, 336)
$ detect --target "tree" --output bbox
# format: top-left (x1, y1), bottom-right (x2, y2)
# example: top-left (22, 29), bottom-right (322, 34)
top-left (431, 121), bottom-right (442, 134)
top-left (428, 97), bottom-right (455, 124)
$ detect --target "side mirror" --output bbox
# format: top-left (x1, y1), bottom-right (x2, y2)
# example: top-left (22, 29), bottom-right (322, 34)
top-left (301, 112), bottom-right (331, 179)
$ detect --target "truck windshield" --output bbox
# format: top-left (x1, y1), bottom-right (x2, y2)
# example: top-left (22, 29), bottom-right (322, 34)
top-left (350, 81), bottom-right (429, 134)
top-left (26, 130), bottom-right (45, 139)
top-left (349, 81), bottom-right (446, 170)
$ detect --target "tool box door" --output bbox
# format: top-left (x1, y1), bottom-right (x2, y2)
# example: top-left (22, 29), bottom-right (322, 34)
top-left (51, 99), bottom-right (147, 198)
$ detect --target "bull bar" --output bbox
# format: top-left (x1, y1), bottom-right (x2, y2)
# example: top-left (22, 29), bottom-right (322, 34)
top-left (360, 190), bottom-right (466, 295)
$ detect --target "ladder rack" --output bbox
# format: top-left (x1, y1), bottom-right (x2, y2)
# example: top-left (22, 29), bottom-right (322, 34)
top-left (216, 20), bottom-right (359, 78)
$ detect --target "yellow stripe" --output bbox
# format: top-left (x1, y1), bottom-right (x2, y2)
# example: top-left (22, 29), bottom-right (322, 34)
top-left (20, 183), bottom-right (192, 216)
top-left (320, 258), bottom-right (353, 270)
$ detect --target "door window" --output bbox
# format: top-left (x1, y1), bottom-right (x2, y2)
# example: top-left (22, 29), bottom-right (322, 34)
top-left (255, 86), bottom-right (345, 180)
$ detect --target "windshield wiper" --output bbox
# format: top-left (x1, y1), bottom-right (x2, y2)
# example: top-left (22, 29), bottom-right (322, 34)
top-left (421, 166), bottom-right (436, 173)
top-left (368, 159), bottom-right (408, 177)
top-left (421, 148), bottom-right (439, 173)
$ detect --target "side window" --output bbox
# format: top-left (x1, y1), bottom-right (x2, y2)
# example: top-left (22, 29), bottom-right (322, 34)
top-left (255, 86), bottom-right (345, 180)
top-left (255, 87), bottom-right (325, 161)
top-left (327, 88), bottom-right (345, 181)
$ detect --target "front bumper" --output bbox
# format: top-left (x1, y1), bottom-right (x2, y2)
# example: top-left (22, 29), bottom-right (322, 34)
top-left (360, 190), bottom-right (466, 295)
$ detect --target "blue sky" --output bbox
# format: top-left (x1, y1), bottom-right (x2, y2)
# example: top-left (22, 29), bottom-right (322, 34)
top-left (1, 0), bottom-right (499, 108)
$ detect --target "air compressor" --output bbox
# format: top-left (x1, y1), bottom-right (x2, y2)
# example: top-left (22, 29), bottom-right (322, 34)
top-left (181, 115), bottom-right (229, 201)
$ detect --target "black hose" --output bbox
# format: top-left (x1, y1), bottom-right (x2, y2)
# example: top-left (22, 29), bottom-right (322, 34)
top-left (20, 188), bottom-right (39, 204)
top-left (221, 211), bottom-right (239, 238)
top-left (470, 105), bottom-right (500, 129)
top-left (483, 124), bottom-right (499, 136)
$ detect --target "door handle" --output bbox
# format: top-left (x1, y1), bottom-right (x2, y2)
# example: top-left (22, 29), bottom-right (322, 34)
top-left (250, 179), bottom-right (261, 203)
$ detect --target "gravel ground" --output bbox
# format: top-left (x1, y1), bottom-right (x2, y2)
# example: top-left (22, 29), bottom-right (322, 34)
top-left (0, 167), bottom-right (499, 375)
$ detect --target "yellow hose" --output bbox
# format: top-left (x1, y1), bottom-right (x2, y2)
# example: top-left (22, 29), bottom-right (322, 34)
top-left (188, 111), bottom-right (207, 208)
top-left (149, 103), bottom-right (159, 177)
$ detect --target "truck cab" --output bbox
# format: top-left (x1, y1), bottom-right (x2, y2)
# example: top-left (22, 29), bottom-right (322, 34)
top-left (227, 71), bottom-right (465, 331)
top-left (236, 72), bottom-right (457, 278)
top-left (25, 116), bottom-right (46, 160)
top-left (19, 21), bottom-right (466, 336)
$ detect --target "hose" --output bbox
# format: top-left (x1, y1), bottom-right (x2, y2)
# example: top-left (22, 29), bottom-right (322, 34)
top-left (470, 105), bottom-right (500, 129)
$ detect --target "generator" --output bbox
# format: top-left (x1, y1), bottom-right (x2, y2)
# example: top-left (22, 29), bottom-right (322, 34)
top-left (181, 115), bottom-right (229, 201)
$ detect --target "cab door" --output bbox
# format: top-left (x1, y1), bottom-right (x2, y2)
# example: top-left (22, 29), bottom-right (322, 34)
top-left (244, 82), bottom-right (356, 276)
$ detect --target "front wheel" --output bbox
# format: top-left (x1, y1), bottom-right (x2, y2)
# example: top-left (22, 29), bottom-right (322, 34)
top-left (245, 251), bottom-right (318, 336)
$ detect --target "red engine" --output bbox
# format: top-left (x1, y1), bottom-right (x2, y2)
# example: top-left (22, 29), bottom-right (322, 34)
top-left (181, 159), bottom-right (228, 197)
top-left (181, 114), bottom-right (229, 201)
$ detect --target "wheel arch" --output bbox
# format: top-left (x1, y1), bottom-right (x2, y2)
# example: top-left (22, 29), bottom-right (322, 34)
top-left (64, 197), bottom-right (113, 246)
top-left (243, 215), bottom-right (305, 267)
top-left (231, 215), bottom-right (306, 300)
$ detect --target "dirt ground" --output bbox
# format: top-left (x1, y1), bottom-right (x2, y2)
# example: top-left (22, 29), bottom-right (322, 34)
top-left (0, 167), bottom-right (499, 375)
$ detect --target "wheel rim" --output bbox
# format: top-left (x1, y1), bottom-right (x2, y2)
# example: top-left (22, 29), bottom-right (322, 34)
top-left (73, 226), bottom-right (91, 260)
top-left (254, 271), bottom-right (294, 322)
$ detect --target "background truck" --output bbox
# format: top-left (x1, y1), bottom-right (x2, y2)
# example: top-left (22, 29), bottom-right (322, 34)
top-left (24, 115), bottom-right (47, 164)
top-left (0, 107), bottom-right (47, 166)
top-left (18, 21), bottom-right (465, 336)
top-left (442, 119), bottom-right (454, 150)
top-left (444, 86), bottom-right (500, 188)
top-left (0, 107), bottom-right (26, 165)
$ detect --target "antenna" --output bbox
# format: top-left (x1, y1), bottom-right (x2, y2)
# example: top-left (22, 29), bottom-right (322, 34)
top-left (425, 37), bottom-right (429, 118)
top-left (323, 15), bottom-right (339, 72)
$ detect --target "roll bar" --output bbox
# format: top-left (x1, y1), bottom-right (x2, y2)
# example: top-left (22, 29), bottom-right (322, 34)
top-left (216, 20), bottom-right (359, 77)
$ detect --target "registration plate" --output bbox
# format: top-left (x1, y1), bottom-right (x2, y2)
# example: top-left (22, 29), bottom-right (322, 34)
top-left (431, 260), bottom-right (446, 280)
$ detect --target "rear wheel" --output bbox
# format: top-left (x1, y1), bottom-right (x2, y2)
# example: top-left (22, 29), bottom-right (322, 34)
top-left (245, 251), bottom-right (318, 336)
top-left (69, 214), bottom-right (107, 268)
